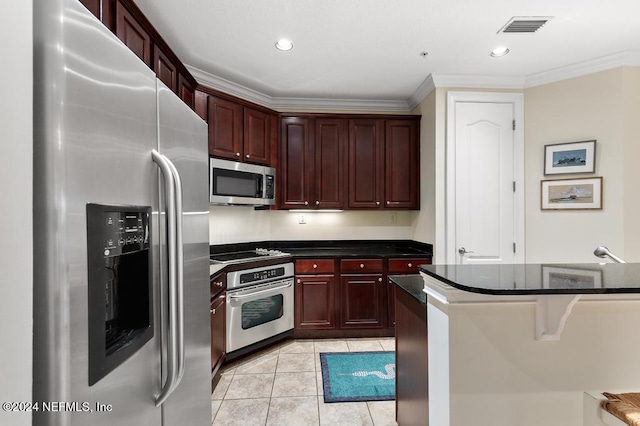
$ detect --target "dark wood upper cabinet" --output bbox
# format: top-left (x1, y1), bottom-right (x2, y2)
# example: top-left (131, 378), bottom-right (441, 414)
top-left (279, 117), bottom-right (313, 209)
top-left (385, 119), bottom-right (420, 209)
top-left (178, 74), bottom-right (195, 110)
top-left (348, 119), bottom-right (385, 209)
top-left (79, 0), bottom-right (101, 19)
top-left (207, 96), bottom-right (243, 160)
top-left (280, 114), bottom-right (420, 211)
top-left (244, 107), bottom-right (271, 165)
top-left (115, 2), bottom-right (152, 67)
top-left (84, 0), bottom-right (197, 110)
top-left (194, 90), bottom-right (208, 121)
top-left (154, 45), bottom-right (178, 92)
top-left (314, 119), bottom-right (346, 209)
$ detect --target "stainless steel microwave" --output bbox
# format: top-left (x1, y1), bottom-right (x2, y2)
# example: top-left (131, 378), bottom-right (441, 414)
top-left (209, 158), bottom-right (276, 206)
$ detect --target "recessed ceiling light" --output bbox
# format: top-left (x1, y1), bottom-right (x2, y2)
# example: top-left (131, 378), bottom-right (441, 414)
top-left (490, 46), bottom-right (510, 57)
top-left (275, 39), bottom-right (293, 51)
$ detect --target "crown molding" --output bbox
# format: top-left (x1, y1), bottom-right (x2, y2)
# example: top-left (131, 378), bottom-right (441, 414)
top-left (407, 74), bottom-right (436, 110)
top-left (187, 65), bottom-right (273, 108)
top-left (189, 50), bottom-right (640, 112)
top-left (188, 65), bottom-right (412, 112)
top-left (524, 50), bottom-right (640, 88)
top-left (430, 73), bottom-right (526, 89)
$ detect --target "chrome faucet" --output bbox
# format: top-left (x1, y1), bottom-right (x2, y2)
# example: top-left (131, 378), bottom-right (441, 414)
top-left (593, 246), bottom-right (626, 263)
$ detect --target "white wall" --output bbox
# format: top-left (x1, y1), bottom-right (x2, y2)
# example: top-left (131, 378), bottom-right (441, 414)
top-left (622, 67), bottom-right (640, 261)
top-left (0, 1), bottom-right (33, 425)
top-left (524, 68), bottom-right (635, 262)
top-left (209, 206), bottom-right (416, 244)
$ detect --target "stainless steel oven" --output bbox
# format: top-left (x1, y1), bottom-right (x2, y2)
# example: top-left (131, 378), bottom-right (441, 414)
top-left (225, 262), bottom-right (294, 353)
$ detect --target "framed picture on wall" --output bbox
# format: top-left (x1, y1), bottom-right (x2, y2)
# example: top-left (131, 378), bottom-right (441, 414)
top-left (544, 140), bottom-right (596, 175)
top-left (542, 265), bottom-right (602, 289)
top-left (541, 176), bottom-right (603, 210)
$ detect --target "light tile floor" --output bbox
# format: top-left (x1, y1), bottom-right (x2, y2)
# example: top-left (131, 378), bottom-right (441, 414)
top-left (211, 338), bottom-right (397, 425)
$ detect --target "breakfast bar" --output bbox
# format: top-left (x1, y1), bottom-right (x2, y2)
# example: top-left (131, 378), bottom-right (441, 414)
top-left (392, 263), bottom-right (640, 426)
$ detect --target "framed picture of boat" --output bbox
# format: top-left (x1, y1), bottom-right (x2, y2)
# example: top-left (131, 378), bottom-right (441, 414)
top-left (541, 177), bottom-right (602, 210)
top-left (544, 140), bottom-right (596, 175)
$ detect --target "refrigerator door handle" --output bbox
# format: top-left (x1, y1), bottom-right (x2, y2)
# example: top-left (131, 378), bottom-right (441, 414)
top-left (152, 150), bottom-right (180, 406)
top-left (165, 155), bottom-right (186, 385)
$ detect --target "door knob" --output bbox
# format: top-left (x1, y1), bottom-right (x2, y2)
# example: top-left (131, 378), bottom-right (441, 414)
top-left (458, 247), bottom-right (474, 255)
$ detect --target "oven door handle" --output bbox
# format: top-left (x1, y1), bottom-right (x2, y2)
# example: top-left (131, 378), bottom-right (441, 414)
top-left (229, 282), bottom-right (292, 300)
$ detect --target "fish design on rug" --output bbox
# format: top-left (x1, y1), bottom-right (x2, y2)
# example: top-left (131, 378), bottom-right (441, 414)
top-left (340, 363), bottom-right (396, 379)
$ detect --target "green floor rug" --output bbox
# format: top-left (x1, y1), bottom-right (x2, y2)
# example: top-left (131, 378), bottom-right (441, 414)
top-left (319, 351), bottom-right (395, 403)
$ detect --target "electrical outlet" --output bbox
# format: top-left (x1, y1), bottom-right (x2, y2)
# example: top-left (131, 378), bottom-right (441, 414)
top-left (390, 212), bottom-right (397, 224)
top-left (298, 213), bottom-right (306, 224)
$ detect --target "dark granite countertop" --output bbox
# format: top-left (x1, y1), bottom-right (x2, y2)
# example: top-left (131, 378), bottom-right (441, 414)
top-left (211, 240), bottom-right (432, 259)
top-left (389, 275), bottom-right (426, 304)
top-left (420, 263), bottom-right (640, 295)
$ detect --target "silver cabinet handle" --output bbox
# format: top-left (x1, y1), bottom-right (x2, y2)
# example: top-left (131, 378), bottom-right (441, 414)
top-left (316, 201), bottom-right (320, 206)
top-left (246, 154), bottom-right (250, 158)
top-left (152, 150), bottom-right (179, 407)
top-left (235, 152), bottom-right (240, 157)
top-left (313, 264), bottom-right (318, 269)
top-left (408, 263), bottom-right (413, 268)
top-left (458, 247), bottom-right (474, 255)
top-left (304, 201), bottom-right (308, 206)
top-left (360, 263), bottom-right (365, 268)
top-left (297, 279), bottom-right (301, 284)
top-left (376, 201), bottom-right (380, 206)
top-left (378, 277), bottom-right (382, 282)
top-left (210, 308), bottom-right (216, 315)
top-left (386, 201), bottom-right (390, 205)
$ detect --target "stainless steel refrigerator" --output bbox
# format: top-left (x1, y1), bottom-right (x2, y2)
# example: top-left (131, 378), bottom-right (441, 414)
top-left (32, 0), bottom-right (212, 424)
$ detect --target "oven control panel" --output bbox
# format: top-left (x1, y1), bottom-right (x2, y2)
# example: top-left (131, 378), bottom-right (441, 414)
top-left (227, 262), bottom-right (294, 290)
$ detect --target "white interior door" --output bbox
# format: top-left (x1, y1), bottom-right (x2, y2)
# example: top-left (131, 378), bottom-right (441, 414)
top-left (446, 92), bottom-right (524, 265)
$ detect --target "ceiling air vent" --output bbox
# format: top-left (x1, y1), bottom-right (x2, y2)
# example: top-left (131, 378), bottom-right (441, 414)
top-left (498, 17), bottom-right (552, 34)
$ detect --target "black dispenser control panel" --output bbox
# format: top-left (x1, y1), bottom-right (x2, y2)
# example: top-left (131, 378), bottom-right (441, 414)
top-left (86, 203), bottom-right (153, 386)
top-left (102, 211), bottom-right (149, 257)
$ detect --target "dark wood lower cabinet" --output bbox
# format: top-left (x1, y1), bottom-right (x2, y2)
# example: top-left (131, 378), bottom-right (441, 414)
top-left (295, 275), bottom-right (336, 330)
top-left (395, 286), bottom-right (429, 425)
top-left (340, 274), bottom-right (385, 328)
top-left (210, 292), bottom-right (226, 375)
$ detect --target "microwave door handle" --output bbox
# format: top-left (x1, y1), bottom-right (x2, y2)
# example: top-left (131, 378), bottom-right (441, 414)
top-left (151, 150), bottom-right (179, 407)
top-left (257, 175), bottom-right (263, 198)
top-left (164, 155), bottom-right (185, 385)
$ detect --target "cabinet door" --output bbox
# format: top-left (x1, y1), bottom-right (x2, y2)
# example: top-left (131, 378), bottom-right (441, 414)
top-left (115, 2), bottom-right (151, 67)
top-left (295, 275), bottom-right (335, 330)
top-left (194, 90), bottom-right (208, 121)
top-left (210, 293), bottom-right (226, 373)
top-left (208, 96), bottom-right (243, 160)
top-left (340, 274), bottom-right (385, 328)
top-left (280, 117), bottom-right (313, 209)
top-left (314, 119), bottom-right (346, 209)
top-left (385, 119), bottom-right (419, 209)
top-left (348, 119), bottom-right (384, 208)
top-left (79, 0), bottom-right (101, 19)
top-left (154, 45), bottom-right (177, 92)
top-left (178, 73), bottom-right (195, 110)
top-left (243, 107), bottom-right (271, 165)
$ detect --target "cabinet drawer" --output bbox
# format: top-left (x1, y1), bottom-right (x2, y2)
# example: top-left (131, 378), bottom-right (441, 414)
top-left (388, 258), bottom-right (431, 274)
top-left (210, 273), bottom-right (226, 297)
top-left (296, 259), bottom-right (335, 274)
top-left (341, 259), bottom-right (383, 273)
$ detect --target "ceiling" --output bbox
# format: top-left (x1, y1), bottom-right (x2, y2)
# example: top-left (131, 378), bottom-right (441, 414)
top-left (134, 0), bottom-right (640, 110)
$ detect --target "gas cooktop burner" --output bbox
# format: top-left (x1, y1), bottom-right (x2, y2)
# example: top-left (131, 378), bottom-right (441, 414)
top-left (210, 248), bottom-right (289, 265)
